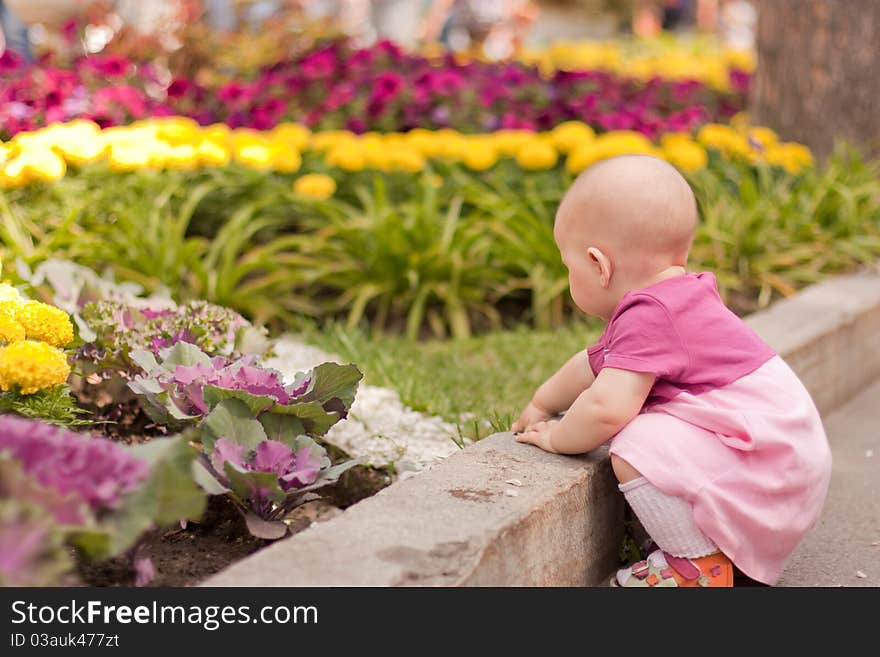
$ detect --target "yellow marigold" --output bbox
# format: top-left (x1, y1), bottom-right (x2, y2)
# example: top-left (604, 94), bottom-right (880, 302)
top-left (308, 130), bottom-right (357, 153)
top-left (566, 131), bottom-right (661, 174)
top-left (388, 147), bottom-right (426, 173)
top-left (438, 134), bottom-right (471, 162)
top-left (271, 123), bottom-right (311, 150)
top-left (765, 142), bottom-right (814, 175)
top-left (0, 157), bottom-right (29, 188)
top-left (662, 140), bottom-right (708, 173)
top-left (0, 315), bottom-right (25, 343)
top-left (197, 138), bottom-right (231, 166)
top-left (326, 143), bottom-right (367, 172)
top-left (515, 140), bottom-right (558, 170)
top-left (747, 127), bottom-right (780, 150)
top-left (405, 129), bottom-right (444, 158)
top-left (108, 144), bottom-right (151, 171)
top-left (269, 146), bottom-right (302, 173)
top-left (549, 121), bottom-right (596, 154)
top-left (202, 124), bottom-right (232, 145)
top-left (14, 300), bottom-right (74, 348)
top-left (163, 144), bottom-right (199, 170)
top-left (0, 282), bottom-right (23, 305)
top-left (0, 340), bottom-right (71, 394)
top-left (293, 173), bottom-right (337, 200)
top-left (491, 130), bottom-right (537, 156)
top-left (463, 143), bottom-right (498, 171)
top-left (697, 123), bottom-right (750, 160)
top-left (361, 142), bottom-right (391, 171)
top-left (234, 142), bottom-right (273, 169)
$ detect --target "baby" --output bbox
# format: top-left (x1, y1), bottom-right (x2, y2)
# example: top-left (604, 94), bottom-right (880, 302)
top-left (511, 154), bottom-right (832, 587)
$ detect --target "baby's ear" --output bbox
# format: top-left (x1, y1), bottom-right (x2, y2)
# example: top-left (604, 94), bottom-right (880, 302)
top-left (587, 247), bottom-right (612, 286)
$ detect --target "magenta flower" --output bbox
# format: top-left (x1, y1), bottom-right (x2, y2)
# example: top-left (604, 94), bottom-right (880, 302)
top-left (218, 81), bottom-right (248, 104)
top-left (211, 438), bottom-right (322, 491)
top-left (300, 47), bottom-right (337, 80)
top-left (371, 72), bottom-right (404, 103)
top-left (0, 416), bottom-right (149, 524)
top-left (167, 78), bottom-right (193, 99)
top-left (82, 54), bottom-right (131, 78)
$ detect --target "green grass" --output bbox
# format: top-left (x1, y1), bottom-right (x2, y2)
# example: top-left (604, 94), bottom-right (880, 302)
top-left (298, 317), bottom-right (603, 442)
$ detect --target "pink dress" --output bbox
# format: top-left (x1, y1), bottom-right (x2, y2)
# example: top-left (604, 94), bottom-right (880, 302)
top-left (587, 272), bottom-right (832, 585)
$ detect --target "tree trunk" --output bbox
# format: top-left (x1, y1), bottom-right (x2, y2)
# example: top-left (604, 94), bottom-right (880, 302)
top-left (749, 0), bottom-right (880, 161)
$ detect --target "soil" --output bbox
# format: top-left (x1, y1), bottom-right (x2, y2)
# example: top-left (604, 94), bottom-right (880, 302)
top-left (65, 378), bottom-right (393, 587)
top-left (77, 492), bottom-right (354, 587)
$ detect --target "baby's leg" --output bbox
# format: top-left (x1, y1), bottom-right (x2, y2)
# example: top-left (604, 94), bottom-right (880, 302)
top-left (610, 453), bottom-right (732, 587)
top-left (611, 454), bottom-right (717, 558)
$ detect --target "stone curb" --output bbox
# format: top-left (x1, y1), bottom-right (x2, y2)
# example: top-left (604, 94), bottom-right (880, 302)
top-left (203, 268), bottom-right (880, 587)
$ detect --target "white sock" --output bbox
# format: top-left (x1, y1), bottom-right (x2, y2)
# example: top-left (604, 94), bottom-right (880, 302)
top-left (619, 476), bottom-right (718, 558)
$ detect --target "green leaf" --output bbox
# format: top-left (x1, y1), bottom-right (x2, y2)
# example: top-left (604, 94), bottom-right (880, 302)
top-left (159, 341), bottom-right (213, 369)
top-left (192, 458), bottom-right (230, 495)
top-left (295, 459), bottom-right (359, 495)
top-left (201, 398), bottom-right (267, 453)
top-left (269, 400), bottom-right (340, 436)
top-left (224, 462), bottom-right (285, 505)
top-left (126, 434), bottom-right (206, 524)
top-left (294, 362), bottom-right (363, 410)
top-left (129, 349), bottom-right (159, 374)
top-left (202, 384), bottom-right (276, 415)
top-left (258, 413), bottom-right (305, 447)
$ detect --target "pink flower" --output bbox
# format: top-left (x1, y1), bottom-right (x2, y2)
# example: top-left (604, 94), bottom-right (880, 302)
top-left (218, 81), bottom-right (248, 104)
top-left (300, 47), bottom-right (336, 80)
top-left (371, 72), bottom-right (403, 103)
top-left (167, 78), bottom-right (193, 99)
top-left (82, 55), bottom-right (131, 78)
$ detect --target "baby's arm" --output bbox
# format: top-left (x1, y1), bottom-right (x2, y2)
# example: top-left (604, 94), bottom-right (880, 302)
top-left (511, 350), bottom-right (596, 433)
top-left (516, 367), bottom-right (655, 455)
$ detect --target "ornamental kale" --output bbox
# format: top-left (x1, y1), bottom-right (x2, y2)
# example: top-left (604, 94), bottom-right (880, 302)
top-left (0, 415), bottom-right (206, 560)
top-left (77, 299), bottom-right (268, 380)
top-left (127, 342), bottom-right (363, 539)
top-left (194, 400), bottom-right (357, 539)
top-left (0, 414), bottom-right (149, 525)
top-left (0, 498), bottom-right (75, 587)
top-left (128, 341), bottom-right (361, 434)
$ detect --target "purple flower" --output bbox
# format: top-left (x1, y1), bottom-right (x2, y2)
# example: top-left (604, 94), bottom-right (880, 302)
top-left (211, 438), bottom-right (322, 491)
top-left (0, 416), bottom-right (149, 523)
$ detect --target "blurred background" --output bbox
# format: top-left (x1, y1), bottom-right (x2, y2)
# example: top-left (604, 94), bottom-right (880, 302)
top-left (0, 1), bottom-right (758, 63)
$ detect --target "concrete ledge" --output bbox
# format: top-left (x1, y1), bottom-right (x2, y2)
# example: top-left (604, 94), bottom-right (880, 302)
top-left (744, 268), bottom-right (880, 416)
top-left (204, 268), bottom-right (880, 587)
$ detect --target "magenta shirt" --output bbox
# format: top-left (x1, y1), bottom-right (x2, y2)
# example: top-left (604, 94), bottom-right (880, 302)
top-left (587, 272), bottom-right (776, 405)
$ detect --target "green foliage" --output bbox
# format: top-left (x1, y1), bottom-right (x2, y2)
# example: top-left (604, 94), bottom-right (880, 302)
top-left (0, 385), bottom-right (91, 428)
top-left (688, 145), bottom-right (880, 312)
top-left (300, 318), bottom-right (603, 442)
top-left (2, 143), bottom-right (879, 337)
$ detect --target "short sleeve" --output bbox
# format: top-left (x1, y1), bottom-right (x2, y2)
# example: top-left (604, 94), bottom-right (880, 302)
top-left (600, 294), bottom-right (689, 380)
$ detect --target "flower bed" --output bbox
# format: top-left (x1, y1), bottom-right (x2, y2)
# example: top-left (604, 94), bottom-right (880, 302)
top-left (0, 263), bottom-right (383, 586)
top-left (0, 39), bottom-right (748, 138)
top-left (4, 115), bottom-right (876, 341)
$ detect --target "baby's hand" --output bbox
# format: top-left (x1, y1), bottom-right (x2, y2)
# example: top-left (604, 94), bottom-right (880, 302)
top-left (511, 400), bottom-right (553, 434)
top-left (514, 419), bottom-right (560, 454)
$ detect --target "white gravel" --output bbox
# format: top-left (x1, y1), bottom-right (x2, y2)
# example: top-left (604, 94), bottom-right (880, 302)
top-left (263, 335), bottom-right (469, 475)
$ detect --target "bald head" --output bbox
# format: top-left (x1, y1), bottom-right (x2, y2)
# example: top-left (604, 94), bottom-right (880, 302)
top-left (555, 155), bottom-right (698, 271)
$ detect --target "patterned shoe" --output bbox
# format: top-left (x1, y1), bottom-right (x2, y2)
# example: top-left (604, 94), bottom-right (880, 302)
top-left (611, 549), bottom-right (734, 587)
